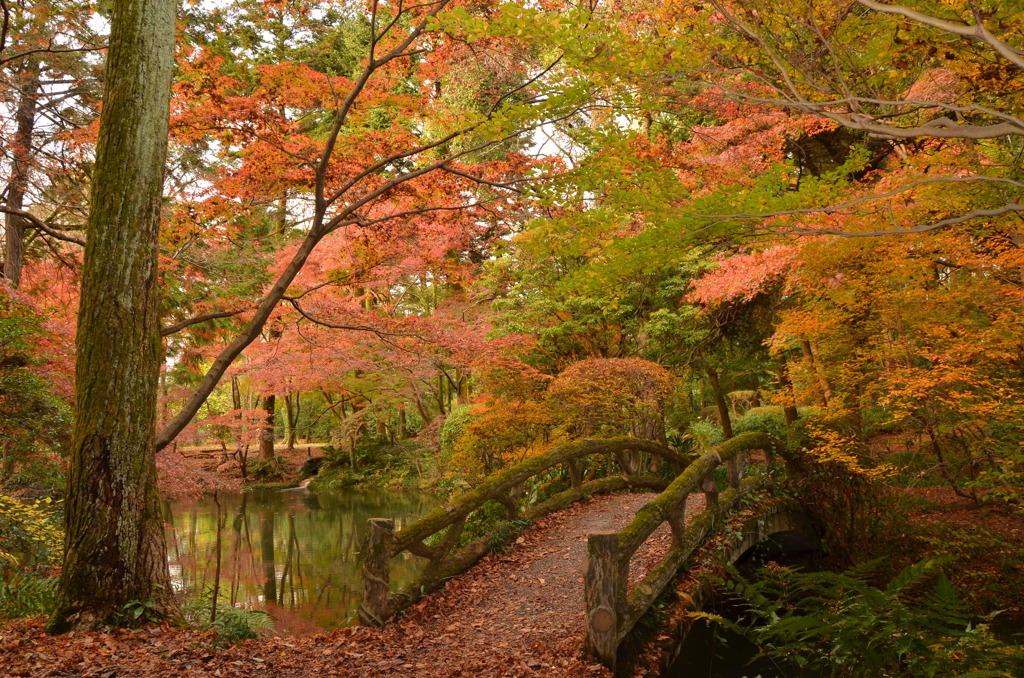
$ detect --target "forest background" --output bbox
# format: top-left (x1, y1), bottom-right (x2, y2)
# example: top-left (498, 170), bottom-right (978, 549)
top-left (0, 0), bottom-right (1023, 655)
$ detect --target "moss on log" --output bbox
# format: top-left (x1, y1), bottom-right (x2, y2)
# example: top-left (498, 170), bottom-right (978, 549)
top-left (390, 437), bottom-right (685, 556)
top-left (387, 474), bottom-right (666, 617)
top-left (617, 477), bottom-right (771, 641)
top-left (616, 432), bottom-right (775, 563)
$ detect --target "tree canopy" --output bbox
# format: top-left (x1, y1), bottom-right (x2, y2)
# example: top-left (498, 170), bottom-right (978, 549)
top-left (0, 0), bottom-right (1022, 636)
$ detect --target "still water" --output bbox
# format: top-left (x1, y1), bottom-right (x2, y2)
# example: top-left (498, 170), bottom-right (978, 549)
top-left (163, 486), bottom-right (437, 633)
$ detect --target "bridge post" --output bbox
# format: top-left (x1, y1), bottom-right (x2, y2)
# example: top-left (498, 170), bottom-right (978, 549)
top-left (584, 531), bottom-right (621, 670)
top-left (358, 517), bottom-right (393, 627)
top-left (727, 453), bottom-right (742, 490)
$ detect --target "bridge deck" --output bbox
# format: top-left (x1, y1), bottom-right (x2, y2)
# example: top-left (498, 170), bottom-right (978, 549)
top-left (323, 491), bottom-right (707, 677)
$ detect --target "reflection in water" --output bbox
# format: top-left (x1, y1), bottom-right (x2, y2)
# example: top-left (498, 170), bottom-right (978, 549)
top-left (164, 486), bottom-right (436, 632)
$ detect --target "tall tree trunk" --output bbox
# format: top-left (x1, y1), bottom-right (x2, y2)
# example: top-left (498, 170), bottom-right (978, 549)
top-left (284, 392), bottom-right (299, 450)
top-left (705, 366), bottom-right (734, 439)
top-left (3, 62), bottom-right (39, 288)
top-left (777, 360), bottom-right (800, 426)
top-left (259, 394), bottom-right (276, 461)
top-left (800, 338), bottom-right (832, 405)
top-left (47, 0), bottom-right (176, 633)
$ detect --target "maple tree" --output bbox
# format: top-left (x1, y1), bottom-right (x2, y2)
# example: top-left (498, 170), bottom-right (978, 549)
top-left (1, 0), bottom-right (1024, 647)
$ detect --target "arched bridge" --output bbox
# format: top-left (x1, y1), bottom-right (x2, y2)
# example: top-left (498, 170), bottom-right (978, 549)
top-left (358, 432), bottom-right (817, 674)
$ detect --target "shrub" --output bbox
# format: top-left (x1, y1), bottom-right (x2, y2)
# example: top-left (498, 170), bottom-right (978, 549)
top-left (687, 420), bottom-right (724, 451)
top-left (547, 357), bottom-right (673, 440)
top-left (0, 286), bottom-right (72, 493)
top-left (0, 494), bottom-right (63, 571)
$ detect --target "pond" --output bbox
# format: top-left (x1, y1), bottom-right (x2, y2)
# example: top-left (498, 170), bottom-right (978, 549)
top-left (163, 486), bottom-right (437, 633)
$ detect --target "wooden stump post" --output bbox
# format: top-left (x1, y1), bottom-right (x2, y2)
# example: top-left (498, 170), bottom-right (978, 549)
top-left (358, 518), bottom-right (393, 626)
top-left (584, 531), bottom-right (621, 669)
top-left (701, 474), bottom-right (719, 507)
top-left (567, 458), bottom-right (581, 488)
top-left (667, 493), bottom-right (689, 542)
top-left (727, 454), bottom-right (742, 490)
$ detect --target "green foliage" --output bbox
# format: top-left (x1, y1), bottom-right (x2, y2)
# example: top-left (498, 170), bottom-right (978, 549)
top-left (463, 501), bottom-right (531, 553)
top-left (0, 573), bottom-right (58, 618)
top-left (0, 288), bottom-right (71, 492)
top-left (733, 407), bottom-right (789, 440)
top-left (0, 494), bottom-right (63, 571)
top-left (704, 559), bottom-right (1024, 678)
top-left (181, 595), bottom-right (274, 647)
top-left (209, 607), bottom-right (274, 646)
top-left (249, 456), bottom-right (286, 482)
top-left (114, 596), bottom-right (164, 627)
top-left (687, 420), bottom-right (724, 450)
top-left (440, 405), bottom-right (474, 459)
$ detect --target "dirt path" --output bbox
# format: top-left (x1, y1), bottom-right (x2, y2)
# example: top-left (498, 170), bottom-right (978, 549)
top-left (1, 491), bottom-right (706, 678)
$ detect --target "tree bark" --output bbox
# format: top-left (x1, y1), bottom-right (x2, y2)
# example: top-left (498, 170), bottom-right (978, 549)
top-left (47, 0), bottom-right (176, 633)
top-left (260, 394), bottom-right (276, 461)
top-left (284, 392), bottom-right (299, 450)
top-left (800, 338), bottom-right (832, 405)
top-left (705, 366), bottom-right (734, 439)
top-left (3, 62), bottom-right (39, 288)
top-left (777, 360), bottom-right (800, 426)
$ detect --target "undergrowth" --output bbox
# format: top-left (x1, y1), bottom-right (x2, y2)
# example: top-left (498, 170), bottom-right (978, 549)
top-left (182, 596), bottom-right (274, 647)
top-left (701, 558), bottom-right (1024, 678)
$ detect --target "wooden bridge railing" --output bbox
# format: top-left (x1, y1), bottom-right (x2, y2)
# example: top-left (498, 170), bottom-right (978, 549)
top-left (358, 436), bottom-right (692, 626)
top-left (583, 432), bottom-right (781, 670)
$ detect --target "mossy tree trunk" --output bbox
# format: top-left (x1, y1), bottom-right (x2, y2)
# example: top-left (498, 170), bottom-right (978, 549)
top-left (46, 0), bottom-right (176, 633)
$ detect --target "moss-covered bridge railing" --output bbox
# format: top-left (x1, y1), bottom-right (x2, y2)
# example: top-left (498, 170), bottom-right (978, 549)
top-left (583, 432), bottom-right (780, 670)
top-left (357, 431), bottom-right (781, 667)
top-left (357, 436), bottom-right (692, 626)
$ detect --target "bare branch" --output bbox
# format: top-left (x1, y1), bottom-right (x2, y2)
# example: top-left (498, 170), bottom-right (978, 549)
top-left (678, 86), bottom-right (1024, 139)
top-left (440, 165), bottom-right (525, 192)
top-left (0, 44), bottom-right (106, 67)
top-left (284, 296), bottom-right (423, 340)
top-left (772, 203), bottom-right (1024, 237)
top-left (161, 308), bottom-right (249, 337)
top-left (677, 176), bottom-right (1024, 221)
top-left (0, 205), bottom-right (85, 245)
top-left (857, 0), bottom-right (1024, 71)
top-left (673, 176), bottom-right (1024, 237)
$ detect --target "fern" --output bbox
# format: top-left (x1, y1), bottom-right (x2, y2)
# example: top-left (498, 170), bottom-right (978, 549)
top-left (0, 573), bottom-right (58, 618)
top-left (210, 607), bottom-right (274, 647)
top-left (712, 559), bottom-right (1024, 677)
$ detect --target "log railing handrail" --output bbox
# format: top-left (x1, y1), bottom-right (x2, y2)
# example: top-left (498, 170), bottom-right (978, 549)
top-left (390, 437), bottom-right (688, 554)
top-left (358, 436), bottom-right (688, 626)
top-left (584, 431), bottom-right (783, 669)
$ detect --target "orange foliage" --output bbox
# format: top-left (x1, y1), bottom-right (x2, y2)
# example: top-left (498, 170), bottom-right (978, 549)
top-left (547, 358), bottom-right (673, 441)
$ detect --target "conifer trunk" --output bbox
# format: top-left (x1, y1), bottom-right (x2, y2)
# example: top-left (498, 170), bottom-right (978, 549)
top-left (47, 0), bottom-right (176, 632)
top-left (3, 62), bottom-right (39, 288)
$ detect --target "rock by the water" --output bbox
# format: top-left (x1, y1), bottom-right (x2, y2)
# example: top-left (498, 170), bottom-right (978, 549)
top-left (298, 456), bottom-right (324, 478)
